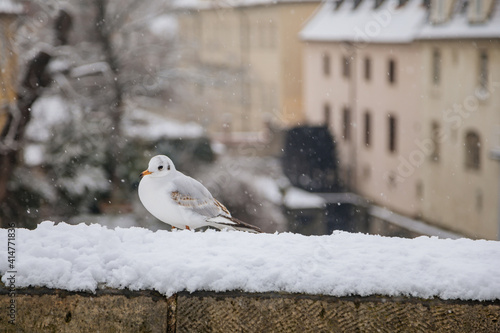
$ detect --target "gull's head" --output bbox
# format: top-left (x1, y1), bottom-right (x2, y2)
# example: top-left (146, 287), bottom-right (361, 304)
top-left (140, 155), bottom-right (176, 178)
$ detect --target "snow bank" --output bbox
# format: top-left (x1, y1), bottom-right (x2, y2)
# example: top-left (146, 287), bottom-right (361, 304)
top-left (123, 108), bottom-right (203, 140)
top-left (26, 95), bottom-right (69, 142)
top-left (283, 187), bottom-right (325, 209)
top-left (149, 15), bottom-right (178, 39)
top-left (2, 222), bottom-right (500, 300)
top-left (0, 0), bottom-right (23, 14)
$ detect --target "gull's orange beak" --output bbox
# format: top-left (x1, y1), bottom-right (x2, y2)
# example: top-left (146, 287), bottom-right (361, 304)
top-left (140, 170), bottom-right (152, 178)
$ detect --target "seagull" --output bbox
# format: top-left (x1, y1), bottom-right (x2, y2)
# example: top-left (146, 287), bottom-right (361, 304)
top-left (138, 155), bottom-right (261, 233)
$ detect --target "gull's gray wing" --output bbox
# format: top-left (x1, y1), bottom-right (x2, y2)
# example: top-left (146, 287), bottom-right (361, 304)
top-left (169, 173), bottom-right (230, 219)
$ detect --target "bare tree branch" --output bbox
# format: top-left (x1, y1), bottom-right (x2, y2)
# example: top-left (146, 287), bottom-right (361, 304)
top-left (0, 9), bottom-right (72, 227)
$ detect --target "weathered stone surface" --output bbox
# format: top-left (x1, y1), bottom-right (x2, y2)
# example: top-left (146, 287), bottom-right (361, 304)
top-left (0, 289), bottom-right (170, 333)
top-left (176, 292), bottom-right (500, 333)
top-left (0, 289), bottom-right (499, 332)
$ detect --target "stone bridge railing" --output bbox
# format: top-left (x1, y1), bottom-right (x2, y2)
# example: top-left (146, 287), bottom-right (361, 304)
top-left (1, 222), bottom-right (499, 332)
top-left (0, 288), bottom-right (499, 332)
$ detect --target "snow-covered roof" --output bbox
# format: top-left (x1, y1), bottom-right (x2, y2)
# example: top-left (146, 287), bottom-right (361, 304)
top-left (300, 0), bottom-right (500, 43)
top-left (300, 0), bottom-right (427, 43)
top-left (174, 0), bottom-right (319, 10)
top-left (418, 0), bottom-right (500, 39)
top-left (3, 222), bottom-right (500, 300)
top-left (0, 0), bottom-right (23, 15)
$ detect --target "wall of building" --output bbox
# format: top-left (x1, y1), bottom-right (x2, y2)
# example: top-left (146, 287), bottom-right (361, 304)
top-left (176, 2), bottom-right (320, 139)
top-left (420, 40), bottom-right (500, 239)
top-left (303, 41), bottom-right (423, 217)
top-left (1, 288), bottom-right (499, 332)
top-left (301, 1), bottom-right (500, 239)
top-left (303, 42), bottom-right (353, 184)
top-left (277, 3), bottom-right (318, 127)
top-left (355, 43), bottom-right (423, 218)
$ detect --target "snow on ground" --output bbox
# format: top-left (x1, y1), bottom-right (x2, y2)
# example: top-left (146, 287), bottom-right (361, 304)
top-left (0, 0), bottom-right (23, 14)
top-left (2, 222), bottom-right (500, 301)
top-left (149, 14), bottom-right (178, 39)
top-left (123, 108), bottom-right (203, 140)
top-left (283, 187), bottom-right (326, 209)
top-left (26, 95), bottom-right (70, 142)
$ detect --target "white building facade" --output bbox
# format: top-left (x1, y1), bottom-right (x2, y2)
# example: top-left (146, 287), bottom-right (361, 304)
top-left (301, 0), bottom-right (500, 239)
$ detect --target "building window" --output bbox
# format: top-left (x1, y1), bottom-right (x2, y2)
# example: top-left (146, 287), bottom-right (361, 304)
top-left (258, 21), bottom-right (276, 49)
top-left (476, 189), bottom-right (483, 212)
top-left (479, 51), bottom-right (488, 90)
top-left (437, 0), bottom-right (445, 20)
top-left (343, 107), bottom-right (351, 141)
top-left (476, 0), bottom-right (483, 14)
top-left (364, 56), bottom-right (371, 81)
top-left (465, 131), bottom-right (481, 170)
top-left (388, 59), bottom-right (396, 84)
top-left (432, 49), bottom-right (441, 85)
top-left (364, 111), bottom-right (371, 147)
top-left (362, 164), bottom-right (371, 180)
top-left (259, 22), bottom-right (266, 48)
top-left (342, 56), bottom-right (350, 78)
top-left (416, 180), bottom-right (424, 199)
top-left (323, 53), bottom-right (331, 77)
top-left (388, 114), bottom-right (397, 153)
top-left (470, 0), bottom-right (484, 22)
top-left (269, 22), bottom-right (277, 48)
top-left (430, 122), bottom-right (440, 162)
top-left (323, 103), bottom-right (331, 126)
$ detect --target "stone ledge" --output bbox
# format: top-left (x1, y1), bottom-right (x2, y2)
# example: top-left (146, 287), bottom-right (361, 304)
top-left (0, 288), bottom-right (499, 332)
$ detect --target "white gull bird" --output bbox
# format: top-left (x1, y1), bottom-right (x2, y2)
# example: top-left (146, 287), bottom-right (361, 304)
top-left (138, 155), bottom-right (261, 233)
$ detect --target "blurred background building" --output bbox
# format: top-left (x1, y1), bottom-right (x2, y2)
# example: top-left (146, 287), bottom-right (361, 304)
top-left (300, 0), bottom-right (500, 239)
top-left (174, 0), bottom-right (320, 144)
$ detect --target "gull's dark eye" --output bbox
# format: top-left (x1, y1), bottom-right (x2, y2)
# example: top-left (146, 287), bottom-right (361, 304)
top-left (158, 165), bottom-right (163, 171)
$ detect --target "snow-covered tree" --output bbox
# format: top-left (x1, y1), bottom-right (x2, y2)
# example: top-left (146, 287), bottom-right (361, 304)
top-left (1, 0), bottom-right (185, 226)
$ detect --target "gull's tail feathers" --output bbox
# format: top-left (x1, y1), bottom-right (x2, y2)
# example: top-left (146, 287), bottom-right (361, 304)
top-left (206, 215), bottom-right (261, 233)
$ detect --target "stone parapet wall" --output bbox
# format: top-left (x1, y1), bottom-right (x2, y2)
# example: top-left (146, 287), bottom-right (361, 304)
top-left (0, 288), bottom-right (499, 332)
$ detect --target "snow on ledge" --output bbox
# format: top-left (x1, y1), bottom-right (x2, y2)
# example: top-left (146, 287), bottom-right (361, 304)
top-left (283, 187), bottom-right (325, 209)
top-left (2, 222), bottom-right (500, 301)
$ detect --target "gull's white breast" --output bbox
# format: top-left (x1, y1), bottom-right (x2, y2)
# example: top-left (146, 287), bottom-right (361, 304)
top-left (138, 175), bottom-right (205, 229)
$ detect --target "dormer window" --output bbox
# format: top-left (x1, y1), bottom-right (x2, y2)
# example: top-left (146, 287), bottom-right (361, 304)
top-left (470, 0), bottom-right (483, 21)
top-left (468, 0), bottom-right (494, 23)
top-left (475, 0), bottom-right (483, 12)
top-left (430, 0), bottom-right (452, 24)
top-left (437, 0), bottom-right (445, 22)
